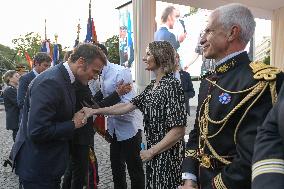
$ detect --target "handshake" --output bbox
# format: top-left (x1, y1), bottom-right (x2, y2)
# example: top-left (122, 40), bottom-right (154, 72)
top-left (72, 81), bottom-right (132, 129)
top-left (72, 107), bottom-right (97, 129)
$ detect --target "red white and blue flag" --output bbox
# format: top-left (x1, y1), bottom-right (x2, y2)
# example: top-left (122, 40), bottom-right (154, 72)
top-left (40, 40), bottom-right (51, 54)
top-left (41, 40), bottom-right (55, 66)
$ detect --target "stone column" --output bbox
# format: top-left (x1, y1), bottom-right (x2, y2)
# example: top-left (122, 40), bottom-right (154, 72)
top-left (248, 34), bottom-right (255, 61)
top-left (271, 6), bottom-right (284, 70)
top-left (132, 0), bottom-right (156, 94)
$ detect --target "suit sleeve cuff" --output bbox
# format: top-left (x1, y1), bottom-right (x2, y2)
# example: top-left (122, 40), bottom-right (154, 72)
top-left (54, 120), bottom-right (75, 139)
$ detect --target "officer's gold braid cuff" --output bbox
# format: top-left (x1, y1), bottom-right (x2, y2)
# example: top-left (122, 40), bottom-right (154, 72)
top-left (213, 173), bottom-right (228, 189)
top-left (252, 159), bottom-right (284, 181)
top-left (185, 149), bottom-right (198, 160)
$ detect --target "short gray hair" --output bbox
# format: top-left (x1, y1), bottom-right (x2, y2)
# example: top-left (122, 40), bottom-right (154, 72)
top-left (214, 3), bottom-right (256, 44)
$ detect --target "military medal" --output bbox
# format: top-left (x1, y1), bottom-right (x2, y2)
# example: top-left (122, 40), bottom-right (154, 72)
top-left (219, 93), bottom-right (231, 104)
top-left (201, 155), bottom-right (211, 168)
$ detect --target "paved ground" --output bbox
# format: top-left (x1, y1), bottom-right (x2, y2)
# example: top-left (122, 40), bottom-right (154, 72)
top-left (0, 105), bottom-right (196, 189)
top-left (0, 106), bottom-right (18, 189)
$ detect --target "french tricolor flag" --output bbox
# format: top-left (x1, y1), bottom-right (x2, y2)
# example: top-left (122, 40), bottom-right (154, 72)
top-left (41, 40), bottom-right (51, 54)
top-left (41, 40), bottom-right (54, 66)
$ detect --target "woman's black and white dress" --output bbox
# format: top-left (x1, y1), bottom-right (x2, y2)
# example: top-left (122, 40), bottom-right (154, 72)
top-left (131, 74), bottom-right (187, 189)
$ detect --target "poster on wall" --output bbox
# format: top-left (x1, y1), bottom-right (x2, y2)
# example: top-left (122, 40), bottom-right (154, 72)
top-left (118, 3), bottom-right (134, 68)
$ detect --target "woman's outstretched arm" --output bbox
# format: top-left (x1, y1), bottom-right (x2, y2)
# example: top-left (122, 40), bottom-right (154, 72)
top-left (83, 102), bottom-right (136, 118)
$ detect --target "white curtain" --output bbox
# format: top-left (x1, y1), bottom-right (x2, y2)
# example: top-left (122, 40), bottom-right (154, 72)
top-left (271, 6), bottom-right (284, 70)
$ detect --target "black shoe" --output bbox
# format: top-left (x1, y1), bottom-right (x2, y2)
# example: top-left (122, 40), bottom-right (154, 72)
top-left (3, 159), bottom-right (12, 168)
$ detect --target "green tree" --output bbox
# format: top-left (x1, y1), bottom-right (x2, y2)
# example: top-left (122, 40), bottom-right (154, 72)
top-left (0, 44), bottom-right (18, 83)
top-left (12, 32), bottom-right (42, 68)
top-left (12, 32), bottom-right (65, 67)
top-left (263, 55), bottom-right (270, 65)
top-left (263, 49), bottom-right (270, 65)
top-left (0, 44), bottom-right (16, 69)
top-left (105, 35), bottom-right (120, 64)
top-left (184, 7), bottom-right (200, 17)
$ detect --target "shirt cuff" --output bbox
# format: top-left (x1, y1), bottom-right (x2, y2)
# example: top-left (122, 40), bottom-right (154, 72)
top-left (182, 172), bottom-right (197, 181)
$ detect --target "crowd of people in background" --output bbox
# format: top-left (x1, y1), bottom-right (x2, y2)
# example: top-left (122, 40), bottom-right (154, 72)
top-left (1, 3), bottom-right (284, 189)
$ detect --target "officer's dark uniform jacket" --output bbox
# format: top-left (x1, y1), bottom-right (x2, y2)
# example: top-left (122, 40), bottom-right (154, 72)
top-left (181, 52), bottom-right (284, 189)
top-left (252, 84), bottom-right (284, 189)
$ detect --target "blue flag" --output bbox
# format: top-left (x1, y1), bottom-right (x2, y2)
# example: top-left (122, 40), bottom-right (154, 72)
top-left (53, 44), bottom-right (59, 65)
top-left (40, 40), bottom-right (51, 54)
top-left (41, 41), bottom-right (47, 52)
top-left (85, 1), bottom-right (93, 43)
top-left (85, 18), bottom-right (92, 43)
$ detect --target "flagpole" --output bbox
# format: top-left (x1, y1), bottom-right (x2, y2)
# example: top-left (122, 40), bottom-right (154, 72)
top-left (45, 19), bottom-right (47, 40)
top-left (89, 0), bottom-right (92, 39)
top-left (54, 34), bottom-right (58, 44)
top-left (77, 19), bottom-right (81, 41)
top-left (89, 0), bottom-right (91, 26)
top-left (89, 0), bottom-right (91, 17)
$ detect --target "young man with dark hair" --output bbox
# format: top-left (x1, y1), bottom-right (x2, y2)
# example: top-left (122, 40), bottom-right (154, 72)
top-left (17, 52), bottom-right (51, 112)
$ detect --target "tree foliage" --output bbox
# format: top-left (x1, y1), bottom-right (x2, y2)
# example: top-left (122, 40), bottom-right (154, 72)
top-left (263, 49), bottom-right (270, 65)
top-left (0, 44), bottom-right (16, 70)
top-left (105, 35), bottom-right (120, 64)
top-left (0, 44), bottom-right (18, 83)
top-left (12, 32), bottom-right (42, 61)
top-left (12, 32), bottom-right (65, 67)
top-left (184, 7), bottom-right (200, 17)
top-left (263, 55), bottom-right (270, 65)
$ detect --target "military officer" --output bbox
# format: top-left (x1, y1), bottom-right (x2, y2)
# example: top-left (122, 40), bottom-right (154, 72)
top-left (252, 85), bottom-right (284, 188)
top-left (180, 3), bottom-right (284, 189)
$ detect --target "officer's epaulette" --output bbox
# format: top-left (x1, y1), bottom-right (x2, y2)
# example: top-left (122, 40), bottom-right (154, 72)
top-left (200, 70), bottom-right (216, 80)
top-left (249, 61), bottom-right (281, 81)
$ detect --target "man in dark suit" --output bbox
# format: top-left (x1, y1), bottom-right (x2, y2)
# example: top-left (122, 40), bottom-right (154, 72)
top-left (17, 52), bottom-right (51, 114)
top-left (175, 53), bottom-right (195, 116)
top-left (12, 44), bottom-right (107, 189)
top-left (62, 44), bottom-right (132, 189)
top-left (180, 4), bottom-right (284, 189)
top-left (180, 71), bottom-right (195, 116)
top-left (154, 6), bottom-right (186, 50)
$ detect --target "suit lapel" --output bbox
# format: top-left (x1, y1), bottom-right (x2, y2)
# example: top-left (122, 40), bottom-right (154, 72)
top-left (66, 83), bottom-right (76, 114)
top-left (30, 70), bottom-right (36, 78)
top-left (58, 64), bottom-right (76, 114)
